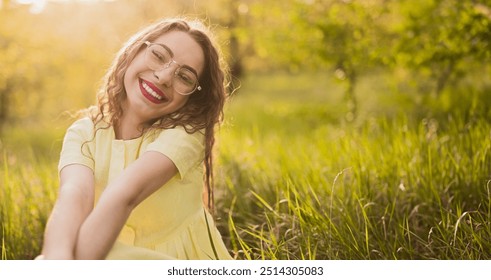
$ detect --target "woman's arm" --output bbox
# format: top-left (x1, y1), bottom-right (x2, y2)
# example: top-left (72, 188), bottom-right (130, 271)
top-left (74, 151), bottom-right (178, 259)
top-left (41, 164), bottom-right (95, 259)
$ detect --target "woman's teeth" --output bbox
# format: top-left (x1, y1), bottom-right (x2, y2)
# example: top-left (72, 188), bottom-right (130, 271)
top-left (142, 81), bottom-right (162, 100)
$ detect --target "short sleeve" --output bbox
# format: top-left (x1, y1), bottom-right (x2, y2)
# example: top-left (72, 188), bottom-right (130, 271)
top-left (145, 127), bottom-right (205, 179)
top-left (58, 117), bottom-right (95, 173)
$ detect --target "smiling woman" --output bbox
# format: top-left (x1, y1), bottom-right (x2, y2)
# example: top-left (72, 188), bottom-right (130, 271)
top-left (121, 30), bottom-right (205, 135)
top-left (36, 18), bottom-right (234, 260)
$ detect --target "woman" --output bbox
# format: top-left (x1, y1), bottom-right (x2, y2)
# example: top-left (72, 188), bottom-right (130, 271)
top-left (37, 18), bottom-right (233, 260)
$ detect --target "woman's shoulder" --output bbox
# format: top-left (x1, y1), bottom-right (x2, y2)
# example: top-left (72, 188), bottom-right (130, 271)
top-left (67, 106), bottom-right (111, 129)
top-left (66, 116), bottom-right (113, 139)
top-left (70, 116), bottom-right (93, 127)
top-left (67, 117), bottom-right (94, 133)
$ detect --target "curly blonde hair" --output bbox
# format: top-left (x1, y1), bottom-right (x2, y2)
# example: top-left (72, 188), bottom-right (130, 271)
top-left (92, 18), bottom-right (228, 210)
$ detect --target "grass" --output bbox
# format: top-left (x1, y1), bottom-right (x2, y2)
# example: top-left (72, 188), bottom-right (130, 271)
top-left (1, 123), bottom-right (65, 260)
top-left (214, 72), bottom-right (491, 260)
top-left (1, 147), bottom-right (58, 260)
top-left (1, 72), bottom-right (491, 259)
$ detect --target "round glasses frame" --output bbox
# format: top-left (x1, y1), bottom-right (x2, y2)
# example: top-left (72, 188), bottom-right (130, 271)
top-left (144, 41), bottom-right (202, 96)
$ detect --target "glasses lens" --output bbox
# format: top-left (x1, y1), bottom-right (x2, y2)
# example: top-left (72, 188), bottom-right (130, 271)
top-left (145, 44), bottom-right (172, 70)
top-left (174, 68), bottom-right (198, 95)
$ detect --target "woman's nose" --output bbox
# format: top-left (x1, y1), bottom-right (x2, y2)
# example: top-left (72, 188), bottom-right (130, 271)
top-left (153, 66), bottom-right (176, 86)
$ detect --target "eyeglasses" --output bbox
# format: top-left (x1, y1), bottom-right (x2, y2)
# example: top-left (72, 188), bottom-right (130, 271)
top-left (144, 41), bottom-right (202, 95)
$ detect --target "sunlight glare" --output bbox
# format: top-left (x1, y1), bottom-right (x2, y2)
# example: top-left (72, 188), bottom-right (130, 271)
top-left (14, 0), bottom-right (117, 14)
top-left (15, 0), bottom-right (46, 14)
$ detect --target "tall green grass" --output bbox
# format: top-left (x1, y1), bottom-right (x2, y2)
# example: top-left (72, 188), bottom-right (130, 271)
top-left (1, 72), bottom-right (490, 259)
top-left (1, 148), bottom-right (58, 260)
top-left (0, 125), bottom-right (64, 260)
top-left (214, 73), bottom-right (491, 260)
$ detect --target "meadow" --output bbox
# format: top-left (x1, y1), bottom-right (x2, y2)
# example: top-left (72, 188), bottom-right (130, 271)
top-left (1, 72), bottom-right (490, 260)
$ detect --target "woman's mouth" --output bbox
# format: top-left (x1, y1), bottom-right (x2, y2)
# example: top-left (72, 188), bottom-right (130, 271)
top-left (139, 78), bottom-right (168, 104)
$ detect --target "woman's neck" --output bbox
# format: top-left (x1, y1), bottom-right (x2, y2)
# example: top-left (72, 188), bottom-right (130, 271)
top-left (115, 113), bottom-right (147, 140)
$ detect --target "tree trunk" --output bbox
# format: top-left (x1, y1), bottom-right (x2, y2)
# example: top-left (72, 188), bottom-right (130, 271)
top-left (434, 58), bottom-right (455, 97)
top-left (0, 83), bottom-right (11, 136)
top-left (346, 70), bottom-right (357, 122)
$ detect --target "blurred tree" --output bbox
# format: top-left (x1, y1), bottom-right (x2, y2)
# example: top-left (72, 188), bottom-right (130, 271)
top-left (395, 0), bottom-right (491, 97)
top-left (237, 0), bottom-right (490, 119)
top-left (187, 0), bottom-right (252, 87)
top-left (303, 0), bottom-right (392, 120)
top-left (243, 0), bottom-right (392, 120)
top-left (0, 5), bottom-right (47, 133)
top-left (0, 1), bottom-right (114, 134)
top-left (0, 5), bottom-right (15, 133)
top-left (222, 0), bottom-right (245, 79)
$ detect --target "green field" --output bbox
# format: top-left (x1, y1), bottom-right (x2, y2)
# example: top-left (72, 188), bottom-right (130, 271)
top-left (1, 73), bottom-right (490, 260)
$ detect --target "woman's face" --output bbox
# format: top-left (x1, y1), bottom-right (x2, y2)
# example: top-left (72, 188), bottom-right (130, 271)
top-left (123, 30), bottom-right (205, 124)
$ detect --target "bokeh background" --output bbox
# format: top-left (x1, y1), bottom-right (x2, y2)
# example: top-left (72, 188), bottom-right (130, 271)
top-left (1, 0), bottom-right (491, 260)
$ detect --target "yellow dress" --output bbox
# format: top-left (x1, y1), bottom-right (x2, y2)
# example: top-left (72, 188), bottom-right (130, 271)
top-left (58, 117), bottom-right (233, 260)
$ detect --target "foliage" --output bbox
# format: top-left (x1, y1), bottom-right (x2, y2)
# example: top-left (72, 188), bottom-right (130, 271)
top-left (395, 0), bottom-right (491, 96)
top-left (237, 0), bottom-right (490, 119)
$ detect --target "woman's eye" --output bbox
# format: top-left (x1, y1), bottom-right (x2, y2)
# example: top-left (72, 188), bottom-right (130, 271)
top-left (151, 50), bottom-right (164, 61)
top-left (177, 73), bottom-right (193, 85)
